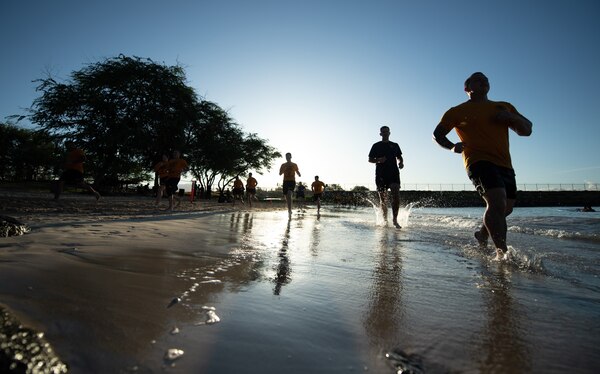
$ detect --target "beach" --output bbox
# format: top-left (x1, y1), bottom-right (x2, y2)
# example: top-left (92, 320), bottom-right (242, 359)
top-left (1, 190), bottom-right (599, 373)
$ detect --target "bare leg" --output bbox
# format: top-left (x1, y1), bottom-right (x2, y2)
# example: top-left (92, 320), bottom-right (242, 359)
top-left (82, 183), bottom-right (101, 201)
top-left (378, 190), bottom-right (388, 224)
top-left (481, 188), bottom-right (509, 259)
top-left (53, 180), bottom-right (64, 200)
top-left (317, 197), bottom-right (321, 214)
top-left (286, 191), bottom-right (293, 218)
top-left (475, 198), bottom-right (515, 248)
top-left (390, 183), bottom-right (401, 229)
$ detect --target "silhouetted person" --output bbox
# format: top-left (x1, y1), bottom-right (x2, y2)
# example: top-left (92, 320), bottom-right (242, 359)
top-left (154, 154), bottom-right (169, 206)
top-left (53, 141), bottom-right (100, 200)
top-left (279, 153), bottom-right (301, 218)
top-left (246, 173), bottom-right (258, 207)
top-left (165, 150), bottom-right (188, 211)
top-left (311, 176), bottom-right (326, 214)
top-left (369, 126), bottom-right (404, 228)
top-left (433, 72), bottom-right (532, 260)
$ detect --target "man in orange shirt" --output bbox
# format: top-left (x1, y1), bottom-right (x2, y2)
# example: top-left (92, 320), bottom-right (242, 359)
top-left (279, 153), bottom-right (301, 218)
top-left (311, 176), bottom-right (326, 214)
top-left (53, 141), bottom-right (101, 200)
top-left (232, 176), bottom-right (245, 206)
top-left (166, 150), bottom-right (188, 211)
top-left (246, 173), bottom-right (258, 207)
top-left (154, 154), bottom-right (169, 206)
top-left (433, 72), bottom-right (532, 260)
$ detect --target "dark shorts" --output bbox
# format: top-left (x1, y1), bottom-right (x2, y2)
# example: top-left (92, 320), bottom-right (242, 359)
top-left (247, 187), bottom-right (256, 194)
top-left (282, 181), bottom-right (296, 195)
top-left (165, 177), bottom-right (180, 196)
top-left (296, 191), bottom-right (305, 199)
top-left (60, 169), bottom-right (84, 185)
top-left (159, 177), bottom-right (168, 186)
top-left (375, 172), bottom-right (400, 192)
top-left (233, 187), bottom-right (244, 196)
top-left (313, 193), bottom-right (322, 202)
top-left (467, 161), bottom-right (517, 199)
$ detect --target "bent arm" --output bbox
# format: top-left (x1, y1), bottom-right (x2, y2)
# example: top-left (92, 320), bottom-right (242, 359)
top-left (509, 113), bottom-right (533, 136)
top-left (433, 124), bottom-right (463, 153)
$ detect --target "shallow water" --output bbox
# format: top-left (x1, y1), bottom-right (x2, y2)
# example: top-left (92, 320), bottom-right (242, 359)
top-left (1, 206), bottom-right (599, 373)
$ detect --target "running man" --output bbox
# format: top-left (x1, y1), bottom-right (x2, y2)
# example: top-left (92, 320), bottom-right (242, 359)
top-left (232, 176), bottom-right (245, 206)
top-left (53, 141), bottom-right (101, 200)
top-left (433, 72), bottom-right (532, 260)
top-left (154, 154), bottom-right (169, 206)
top-left (279, 152), bottom-right (301, 218)
top-left (368, 126), bottom-right (404, 228)
top-left (311, 176), bottom-right (326, 214)
top-left (165, 150), bottom-right (188, 211)
top-left (246, 173), bottom-right (258, 206)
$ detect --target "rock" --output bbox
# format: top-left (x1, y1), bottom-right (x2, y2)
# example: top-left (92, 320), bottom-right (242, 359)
top-left (0, 215), bottom-right (30, 237)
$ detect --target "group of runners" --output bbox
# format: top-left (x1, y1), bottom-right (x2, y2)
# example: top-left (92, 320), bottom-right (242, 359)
top-left (54, 72), bottom-right (532, 260)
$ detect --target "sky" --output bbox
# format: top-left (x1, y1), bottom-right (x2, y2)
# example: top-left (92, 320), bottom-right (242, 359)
top-left (2, 0), bottom-right (599, 190)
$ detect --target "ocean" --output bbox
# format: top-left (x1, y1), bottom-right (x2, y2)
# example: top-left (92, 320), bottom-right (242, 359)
top-left (1, 205), bottom-right (599, 373)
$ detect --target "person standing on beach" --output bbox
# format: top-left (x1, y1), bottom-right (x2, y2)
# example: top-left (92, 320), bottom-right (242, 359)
top-left (154, 154), bottom-right (169, 206)
top-left (53, 141), bottom-right (101, 201)
top-left (369, 126), bottom-right (404, 228)
top-left (232, 176), bottom-right (245, 206)
top-left (165, 150), bottom-right (188, 211)
top-left (433, 72), bottom-right (532, 260)
top-left (279, 152), bottom-right (301, 218)
top-left (246, 173), bottom-right (258, 207)
top-left (311, 176), bottom-right (326, 214)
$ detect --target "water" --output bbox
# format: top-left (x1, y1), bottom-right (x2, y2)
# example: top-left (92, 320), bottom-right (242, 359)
top-left (1, 206), bottom-right (599, 373)
top-left (170, 206), bottom-right (600, 373)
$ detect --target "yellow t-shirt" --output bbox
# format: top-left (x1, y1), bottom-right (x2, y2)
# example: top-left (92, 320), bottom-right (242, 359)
top-left (246, 177), bottom-right (257, 188)
top-left (167, 158), bottom-right (188, 178)
top-left (438, 100), bottom-right (517, 170)
top-left (311, 181), bottom-right (325, 194)
top-left (280, 162), bottom-right (299, 181)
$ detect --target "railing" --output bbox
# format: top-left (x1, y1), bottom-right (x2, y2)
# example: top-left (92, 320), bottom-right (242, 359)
top-left (254, 183), bottom-right (600, 192)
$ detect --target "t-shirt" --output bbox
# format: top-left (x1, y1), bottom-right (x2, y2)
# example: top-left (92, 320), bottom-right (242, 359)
top-left (154, 161), bottom-right (169, 178)
top-left (438, 100), bottom-right (517, 170)
top-left (368, 141), bottom-right (402, 177)
top-left (280, 162), bottom-right (299, 181)
top-left (65, 149), bottom-right (85, 173)
top-left (311, 181), bottom-right (325, 194)
top-left (167, 158), bottom-right (188, 178)
top-left (233, 179), bottom-right (244, 189)
top-left (246, 177), bottom-right (257, 188)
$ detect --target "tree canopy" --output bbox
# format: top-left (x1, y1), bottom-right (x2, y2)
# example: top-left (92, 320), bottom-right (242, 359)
top-left (26, 55), bottom-right (280, 192)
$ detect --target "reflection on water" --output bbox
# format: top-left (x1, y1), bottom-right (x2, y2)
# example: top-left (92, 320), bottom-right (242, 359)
top-left (273, 220), bottom-right (292, 295)
top-left (476, 266), bottom-right (530, 373)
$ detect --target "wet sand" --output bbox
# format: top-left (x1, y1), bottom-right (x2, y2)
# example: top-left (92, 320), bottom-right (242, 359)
top-left (1, 190), bottom-right (599, 373)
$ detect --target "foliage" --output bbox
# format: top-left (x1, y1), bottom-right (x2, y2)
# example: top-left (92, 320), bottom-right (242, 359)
top-left (328, 183), bottom-right (345, 191)
top-left (351, 185), bottom-right (370, 193)
top-left (0, 122), bottom-right (57, 181)
top-left (186, 101), bottom-right (281, 194)
top-left (29, 55), bottom-right (201, 189)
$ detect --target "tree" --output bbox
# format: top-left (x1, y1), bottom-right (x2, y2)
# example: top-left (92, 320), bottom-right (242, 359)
top-left (351, 185), bottom-right (370, 193)
top-left (0, 122), bottom-right (57, 182)
top-left (29, 55), bottom-right (201, 190)
top-left (187, 101), bottom-right (281, 196)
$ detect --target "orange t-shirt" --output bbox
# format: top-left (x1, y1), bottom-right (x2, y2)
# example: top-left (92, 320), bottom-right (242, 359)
top-left (246, 177), bottom-right (257, 189)
top-left (279, 162), bottom-right (299, 181)
top-left (311, 180), bottom-right (325, 194)
top-left (154, 161), bottom-right (169, 178)
top-left (65, 149), bottom-right (85, 173)
top-left (438, 100), bottom-right (518, 170)
top-left (233, 179), bottom-right (244, 189)
top-left (167, 158), bottom-right (188, 178)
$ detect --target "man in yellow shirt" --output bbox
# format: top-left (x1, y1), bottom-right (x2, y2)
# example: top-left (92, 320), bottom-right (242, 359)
top-left (279, 153), bottom-right (301, 218)
top-left (433, 72), bottom-right (532, 260)
top-left (311, 176), bottom-right (326, 214)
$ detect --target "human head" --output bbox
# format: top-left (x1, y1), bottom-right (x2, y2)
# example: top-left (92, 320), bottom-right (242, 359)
top-left (464, 72), bottom-right (490, 96)
top-left (64, 141), bottom-right (75, 150)
top-left (249, 172), bottom-right (253, 177)
top-left (379, 126), bottom-right (391, 140)
top-left (172, 150), bottom-right (181, 159)
top-left (161, 154), bottom-right (168, 161)
top-left (314, 175), bottom-right (319, 180)
top-left (285, 152), bottom-right (292, 161)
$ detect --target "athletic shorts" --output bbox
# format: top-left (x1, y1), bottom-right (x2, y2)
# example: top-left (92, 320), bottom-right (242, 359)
top-left (375, 172), bottom-right (400, 192)
top-left (233, 187), bottom-right (244, 195)
top-left (467, 161), bottom-right (517, 199)
top-left (312, 193), bottom-right (322, 202)
top-left (165, 177), bottom-right (180, 196)
top-left (159, 177), bottom-right (168, 186)
top-left (246, 188), bottom-right (256, 194)
top-left (296, 191), bottom-right (305, 199)
top-left (60, 169), bottom-right (84, 185)
top-left (282, 181), bottom-right (296, 195)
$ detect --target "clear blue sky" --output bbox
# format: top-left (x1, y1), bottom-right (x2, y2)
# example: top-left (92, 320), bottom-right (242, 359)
top-left (2, 0), bottom-right (599, 189)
